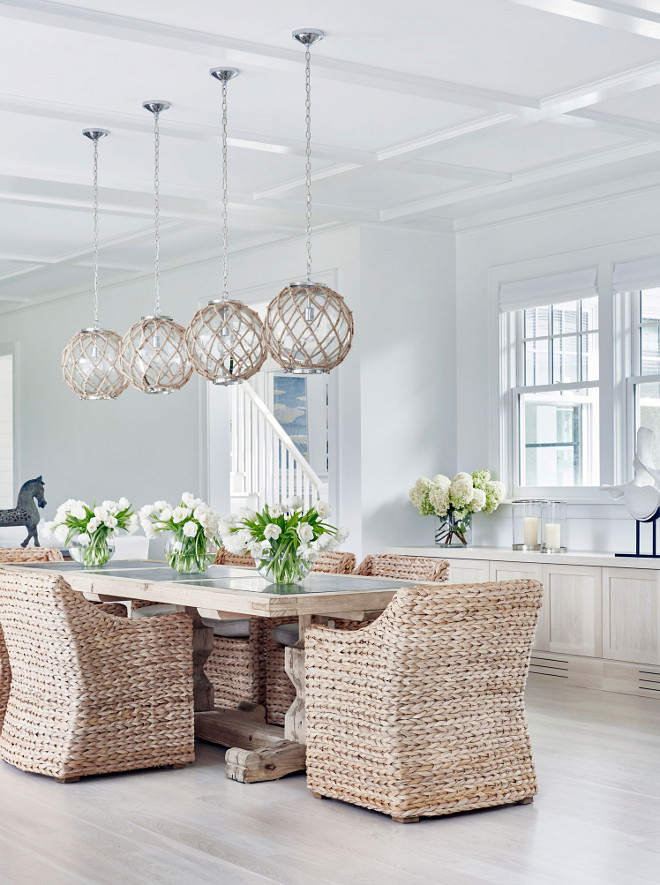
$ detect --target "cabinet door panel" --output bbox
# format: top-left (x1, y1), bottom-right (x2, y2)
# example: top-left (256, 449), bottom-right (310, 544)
top-left (602, 568), bottom-right (660, 665)
top-left (446, 559), bottom-right (490, 585)
top-left (541, 564), bottom-right (602, 657)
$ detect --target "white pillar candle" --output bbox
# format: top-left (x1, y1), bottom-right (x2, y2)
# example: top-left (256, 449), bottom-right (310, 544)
top-left (523, 517), bottom-right (538, 547)
top-left (545, 523), bottom-right (561, 550)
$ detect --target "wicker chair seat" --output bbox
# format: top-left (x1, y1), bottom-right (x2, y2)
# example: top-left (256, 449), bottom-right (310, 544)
top-left (304, 579), bottom-right (543, 822)
top-left (210, 618), bottom-right (251, 638)
top-left (271, 623), bottom-right (299, 647)
top-left (0, 568), bottom-right (194, 780)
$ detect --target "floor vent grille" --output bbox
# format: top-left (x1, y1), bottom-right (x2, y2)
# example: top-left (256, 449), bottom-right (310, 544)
top-left (639, 668), bottom-right (660, 694)
top-left (530, 654), bottom-right (569, 679)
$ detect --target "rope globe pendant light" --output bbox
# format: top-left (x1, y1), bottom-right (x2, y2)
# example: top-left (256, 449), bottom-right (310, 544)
top-left (61, 129), bottom-right (128, 400)
top-left (121, 101), bottom-right (192, 394)
top-left (186, 68), bottom-right (266, 386)
top-left (265, 29), bottom-right (354, 374)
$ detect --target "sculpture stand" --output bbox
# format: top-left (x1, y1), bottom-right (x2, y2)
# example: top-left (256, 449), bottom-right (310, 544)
top-left (616, 507), bottom-right (660, 558)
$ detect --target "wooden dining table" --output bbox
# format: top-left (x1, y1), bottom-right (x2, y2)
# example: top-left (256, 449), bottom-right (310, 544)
top-left (10, 559), bottom-right (417, 783)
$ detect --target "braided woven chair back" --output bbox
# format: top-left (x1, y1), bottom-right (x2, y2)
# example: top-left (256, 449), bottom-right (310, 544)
top-left (0, 547), bottom-right (63, 563)
top-left (312, 551), bottom-right (356, 574)
top-left (214, 548), bottom-right (256, 568)
top-left (0, 548), bottom-right (64, 731)
top-left (305, 579), bottom-right (543, 820)
top-left (354, 553), bottom-right (448, 583)
top-left (0, 568), bottom-right (194, 779)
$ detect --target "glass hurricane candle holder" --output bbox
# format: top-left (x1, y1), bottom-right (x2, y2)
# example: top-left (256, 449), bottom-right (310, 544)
top-left (512, 500), bottom-right (546, 551)
top-left (542, 501), bottom-right (567, 553)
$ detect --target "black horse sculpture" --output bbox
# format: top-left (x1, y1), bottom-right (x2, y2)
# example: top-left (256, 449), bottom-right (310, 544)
top-left (0, 476), bottom-right (47, 547)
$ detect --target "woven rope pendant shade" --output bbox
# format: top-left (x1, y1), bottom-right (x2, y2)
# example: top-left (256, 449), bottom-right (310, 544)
top-left (121, 316), bottom-right (192, 394)
top-left (61, 328), bottom-right (128, 400)
top-left (186, 299), bottom-right (266, 385)
top-left (266, 282), bottom-right (354, 373)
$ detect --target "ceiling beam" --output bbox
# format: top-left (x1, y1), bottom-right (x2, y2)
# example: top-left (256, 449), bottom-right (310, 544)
top-left (379, 139), bottom-right (660, 220)
top-left (0, 0), bottom-right (537, 112)
top-left (565, 107), bottom-right (660, 140)
top-left (247, 55), bottom-right (660, 200)
top-left (0, 93), bottom-right (375, 165)
top-left (506, 0), bottom-right (660, 39)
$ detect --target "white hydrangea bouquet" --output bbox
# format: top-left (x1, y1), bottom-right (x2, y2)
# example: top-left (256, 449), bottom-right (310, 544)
top-left (221, 496), bottom-right (348, 584)
top-left (140, 493), bottom-right (221, 574)
top-left (409, 469), bottom-right (505, 546)
top-left (44, 498), bottom-right (138, 567)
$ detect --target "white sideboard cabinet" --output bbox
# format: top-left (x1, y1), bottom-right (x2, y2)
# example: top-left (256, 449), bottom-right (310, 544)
top-left (387, 546), bottom-right (660, 700)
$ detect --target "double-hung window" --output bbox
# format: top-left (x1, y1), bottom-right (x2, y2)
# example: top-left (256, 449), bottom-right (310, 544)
top-left (613, 257), bottom-right (660, 474)
top-left (629, 287), bottom-right (660, 470)
top-left (500, 268), bottom-right (600, 495)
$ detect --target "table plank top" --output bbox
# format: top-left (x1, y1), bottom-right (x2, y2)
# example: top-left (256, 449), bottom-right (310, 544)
top-left (1, 559), bottom-right (423, 618)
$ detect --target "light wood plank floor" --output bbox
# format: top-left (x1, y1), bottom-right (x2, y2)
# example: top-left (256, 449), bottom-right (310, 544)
top-left (0, 676), bottom-right (658, 885)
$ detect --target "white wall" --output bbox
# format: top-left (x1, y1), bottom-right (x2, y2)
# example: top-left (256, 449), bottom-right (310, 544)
top-left (456, 187), bottom-right (660, 552)
top-left (0, 222), bottom-right (454, 558)
top-left (357, 225), bottom-right (456, 553)
top-left (9, 184), bottom-right (660, 556)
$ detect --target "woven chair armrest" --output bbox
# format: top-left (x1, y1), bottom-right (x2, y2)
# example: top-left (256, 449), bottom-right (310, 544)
top-left (305, 621), bottom-right (386, 694)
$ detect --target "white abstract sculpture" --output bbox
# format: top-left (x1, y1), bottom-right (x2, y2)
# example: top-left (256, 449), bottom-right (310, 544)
top-left (601, 426), bottom-right (660, 521)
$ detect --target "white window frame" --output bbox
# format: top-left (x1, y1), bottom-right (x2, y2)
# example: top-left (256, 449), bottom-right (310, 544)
top-left (626, 287), bottom-right (660, 481)
top-left (495, 253), bottom-right (660, 504)
top-left (503, 300), bottom-right (601, 500)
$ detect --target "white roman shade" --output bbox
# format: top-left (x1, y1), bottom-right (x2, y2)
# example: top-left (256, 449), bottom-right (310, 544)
top-left (612, 256), bottom-right (660, 293)
top-left (499, 266), bottom-right (598, 313)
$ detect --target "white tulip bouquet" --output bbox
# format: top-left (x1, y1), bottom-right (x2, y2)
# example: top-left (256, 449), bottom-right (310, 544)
top-left (221, 496), bottom-right (348, 583)
top-left (140, 493), bottom-right (221, 573)
top-left (44, 497), bottom-right (138, 567)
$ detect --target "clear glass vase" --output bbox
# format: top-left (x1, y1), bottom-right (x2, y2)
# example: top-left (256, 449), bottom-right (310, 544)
top-left (256, 547), bottom-right (312, 584)
top-left (69, 534), bottom-right (115, 568)
top-left (435, 511), bottom-right (472, 547)
top-left (165, 536), bottom-right (215, 574)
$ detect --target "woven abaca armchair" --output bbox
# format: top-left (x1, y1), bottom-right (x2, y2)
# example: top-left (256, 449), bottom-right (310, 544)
top-left (206, 549), bottom-right (359, 715)
top-left (0, 548), bottom-right (65, 730)
top-left (204, 548), bottom-right (259, 708)
top-left (354, 553), bottom-right (449, 583)
top-left (264, 550), bottom-right (358, 725)
top-left (305, 579), bottom-right (543, 822)
top-left (0, 568), bottom-right (194, 781)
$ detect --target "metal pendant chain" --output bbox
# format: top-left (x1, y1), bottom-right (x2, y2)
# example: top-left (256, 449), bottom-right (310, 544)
top-left (305, 45), bottom-right (313, 283)
top-left (153, 108), bottom-right (161, 317)
top-left (92, 137), bottom-right (100, 329)
top-left (221, 78), bottom-right (229, 297)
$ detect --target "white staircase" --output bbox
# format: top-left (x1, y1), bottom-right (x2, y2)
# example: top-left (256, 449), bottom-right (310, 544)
top-left (230, 381), bottom-right (328, 512)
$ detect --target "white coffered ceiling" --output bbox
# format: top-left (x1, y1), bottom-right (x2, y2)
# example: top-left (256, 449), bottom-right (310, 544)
top-left (4, 0), bottom-right (660, 310)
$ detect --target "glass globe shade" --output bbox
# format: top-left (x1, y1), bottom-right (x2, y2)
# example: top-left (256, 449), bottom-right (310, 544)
top-left (185, 299), bottom-right (267, 385)
top-left (61, 328), bottom-right (128, 400)
top-left (265, 282), bottom-right (354, 373)
top-left (121, 315), bottom-right (192, 394)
